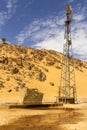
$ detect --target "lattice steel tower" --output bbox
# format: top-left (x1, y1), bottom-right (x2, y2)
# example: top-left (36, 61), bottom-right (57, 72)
top-left (59, 5), bottom-right (77, 104)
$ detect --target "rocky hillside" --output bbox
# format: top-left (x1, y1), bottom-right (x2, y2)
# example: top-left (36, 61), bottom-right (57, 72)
top-left (0, 43), bottom-right (87, 103)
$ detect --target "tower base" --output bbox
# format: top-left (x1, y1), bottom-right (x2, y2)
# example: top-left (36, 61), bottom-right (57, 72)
top-left (59, 97), bottom-right (75, 104)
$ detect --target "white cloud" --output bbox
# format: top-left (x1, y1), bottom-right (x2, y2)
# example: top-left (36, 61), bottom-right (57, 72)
top-left (74, 14), bottom-right (86, 22)
top-left (6, 0), bottom-right (17, 14)
top-left (7, 0), bottom-right (12, 8)
top-left (0, 0), bottom-right (18, 29)
top-left (16, 16), bottom-right (64, 45)
top-left (69, 0), bottom-right (74, 3)
top-left (0, 11), bottom-right (11, 28)
top-left (0, 12), bottom-right (9, 26)
top-left (16, 5), bottom-right (87, 61)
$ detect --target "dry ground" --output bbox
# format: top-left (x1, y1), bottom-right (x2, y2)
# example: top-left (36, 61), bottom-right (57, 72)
top-left (0, 103), bottom-right (87, 130)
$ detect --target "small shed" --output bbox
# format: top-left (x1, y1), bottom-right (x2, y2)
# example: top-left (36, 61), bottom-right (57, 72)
top-left (21, 87), bottom-right (44, 105)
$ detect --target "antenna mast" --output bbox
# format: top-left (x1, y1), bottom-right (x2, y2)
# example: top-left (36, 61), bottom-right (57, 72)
top-left (59, 5), bottom-right (77, 103)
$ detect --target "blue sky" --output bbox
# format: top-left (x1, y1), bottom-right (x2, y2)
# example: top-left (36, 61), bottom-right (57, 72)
top-left (0, 0), bottom-right (87, 60)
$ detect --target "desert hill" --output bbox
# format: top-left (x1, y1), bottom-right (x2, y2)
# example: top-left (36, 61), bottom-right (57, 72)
top-left (0, 43), bottom-right (87, 103)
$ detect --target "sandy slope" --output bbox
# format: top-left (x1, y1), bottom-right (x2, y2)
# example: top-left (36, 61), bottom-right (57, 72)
top-left (0, 43), bottom-right (87, 103)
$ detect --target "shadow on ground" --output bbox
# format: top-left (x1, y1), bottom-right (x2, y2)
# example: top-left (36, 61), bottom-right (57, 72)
top-left (0, 108), bottom-right (85, 130)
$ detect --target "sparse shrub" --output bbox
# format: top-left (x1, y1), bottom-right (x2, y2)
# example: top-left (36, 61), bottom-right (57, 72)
top-left (0, 57), bottom-right (8, 64)
top-left (1, 38), bottom-right (6, 44)
top-left (49, 82), bottom-right (54, 86)
top-left (36, 71), bottom-right (46, 81)
top-left (14, 86), bottom-right (19, 91)
top-left (3, 57), bottom-right (8, 64)
top-left (46, 58), bottom-right (55, 66)
top-left (0, 81), bottom-right (4, 89)
top-left (12, 67), bottom-right (19, 74)
top-left (28, 63), bottom-right (35, 70)
top-left (55, 66), bottom-right (61, 69)
top-left (8, 89), bottom-right (12, 92)
top-left (20, 83), bottom-right (25, 89)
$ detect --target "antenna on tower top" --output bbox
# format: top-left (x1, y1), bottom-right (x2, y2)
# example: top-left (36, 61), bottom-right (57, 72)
top-left (66, 4), bottom-right (73, 22)
top-left (66, 4), bottom-right (72, 14)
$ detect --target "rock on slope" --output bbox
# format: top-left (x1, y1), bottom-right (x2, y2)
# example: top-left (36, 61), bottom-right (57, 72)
top-left (0, 43), bottom-right (87, 103)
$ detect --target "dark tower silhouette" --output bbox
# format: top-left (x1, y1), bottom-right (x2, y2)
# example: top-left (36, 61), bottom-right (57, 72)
top-left (59, 5), bottom-right (77, 104)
